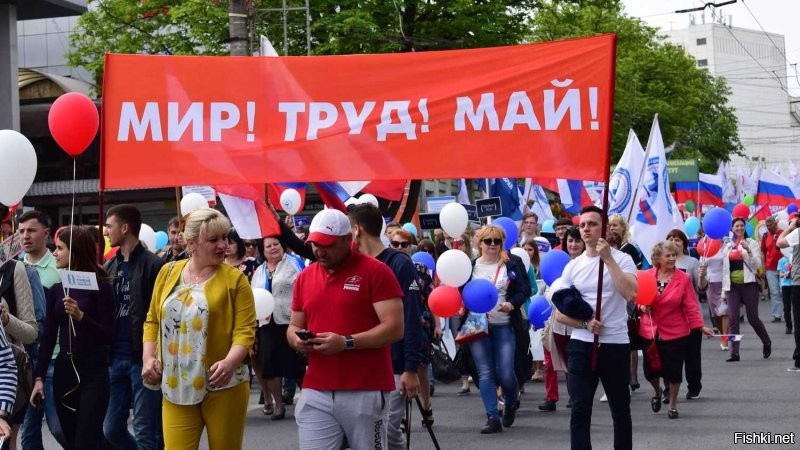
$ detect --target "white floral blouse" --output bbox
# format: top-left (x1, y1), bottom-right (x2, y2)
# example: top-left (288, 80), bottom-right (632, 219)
top-left (160, 280), bottom-right (247, 405)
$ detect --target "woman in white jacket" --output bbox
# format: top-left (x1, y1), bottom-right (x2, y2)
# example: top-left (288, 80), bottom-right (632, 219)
top-left (721, 217), bottom-right (771, 362)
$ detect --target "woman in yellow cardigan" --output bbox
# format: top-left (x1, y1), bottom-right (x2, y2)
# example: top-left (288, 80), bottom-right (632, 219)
top-left (143, 208), bottom-right (256, 450)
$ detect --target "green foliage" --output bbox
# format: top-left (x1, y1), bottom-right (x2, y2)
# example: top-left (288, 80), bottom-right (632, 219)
top-left (529, 0), bottom-right (743, 169)
top-left (68, 0), bottom-right (229, 92)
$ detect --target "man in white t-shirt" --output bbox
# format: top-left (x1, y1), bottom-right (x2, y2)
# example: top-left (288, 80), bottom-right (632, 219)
top-left (555, 206), bottom-right (638, 450)
top-left (776, 215), bottom-right (800, 372)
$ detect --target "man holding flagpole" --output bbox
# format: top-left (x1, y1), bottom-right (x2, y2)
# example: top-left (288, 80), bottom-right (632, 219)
top-left (555, 205), bottom-right (638, 450)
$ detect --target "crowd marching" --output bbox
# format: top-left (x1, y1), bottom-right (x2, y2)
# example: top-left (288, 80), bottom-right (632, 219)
top-left (0, 195), bottom-right (798, 450)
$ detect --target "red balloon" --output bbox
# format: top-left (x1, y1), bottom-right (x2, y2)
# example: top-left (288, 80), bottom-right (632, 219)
top-left (48, 92), bottom-right (99, 157)
top-left (428, 286), bottom-right (462, 318)
top-left (732, 203), bottom-right (750, 219)
top-left (571, 216), bottom-right (580, 226)
top-left (696, 237), bottom-right (721, 258)
top-left (636, 270), bottom-right (657, 306)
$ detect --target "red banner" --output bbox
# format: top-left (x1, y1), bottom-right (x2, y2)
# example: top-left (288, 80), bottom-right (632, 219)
top-left (101, 34), bottom-right (616, 189)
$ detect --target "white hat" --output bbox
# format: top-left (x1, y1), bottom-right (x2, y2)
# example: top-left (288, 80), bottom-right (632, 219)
top-left (307, 209), bottom-right (351, 246)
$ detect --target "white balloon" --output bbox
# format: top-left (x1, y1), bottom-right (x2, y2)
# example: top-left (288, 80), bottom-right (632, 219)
top-left (778, 219), bottom-right (789, 230)
top-left (252, 288), bottom-right (276, 322)
top-left (359, 193), bottom-right (379, 207)
top-left (436, 249), bottom-right (472, 287)
top-left (344, 197), bottom-right (360, 207)
top-left (280, 188), bottom-right (302, 215)
top-left (139, 224), bottom-right (156, 252)
top-left (0, 130), bottom-right (38, 205)
top-left (439, 203), bottom-right (468, 238)
top-left (510, 247), bottom-right (531, 272)
top-left (180, 193), bottom-right (208, 217)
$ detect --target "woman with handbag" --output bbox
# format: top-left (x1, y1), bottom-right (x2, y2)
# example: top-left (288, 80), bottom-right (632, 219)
top-left (638, 241), bottom-right (713, 420)
top-left (459, 225), bottom-right (530, 434)
top-left (30, 226), bottom-right (116, 448)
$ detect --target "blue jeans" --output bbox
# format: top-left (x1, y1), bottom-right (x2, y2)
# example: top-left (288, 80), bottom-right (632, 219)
top-left (567, 340), bottom-right (632, 450)
top-left (766, 270), bottom-right (782, 318)
top-left (468, 324), bottom-right (517, 421)
top-left (21, 361), bottom-right (66, 450)
top-left (103, 358), bottom-right (163, 450)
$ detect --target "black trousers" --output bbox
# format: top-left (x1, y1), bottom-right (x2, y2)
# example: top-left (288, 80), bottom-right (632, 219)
top-left (782, 286), bottom-right (793, 331)
top-left (792, 286), bottom-right (800, 367)
top-left (684, 329), bottom-right (702, 394)
top-left (53, 350), bottom-right (110, 450)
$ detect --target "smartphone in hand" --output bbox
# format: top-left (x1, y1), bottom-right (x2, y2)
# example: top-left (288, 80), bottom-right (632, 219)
top-left (295, 330), bottom-right (316, 341)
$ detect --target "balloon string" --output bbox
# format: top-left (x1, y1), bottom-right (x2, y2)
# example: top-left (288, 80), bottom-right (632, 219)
top-left (62, 159), bottom-right (77, 339)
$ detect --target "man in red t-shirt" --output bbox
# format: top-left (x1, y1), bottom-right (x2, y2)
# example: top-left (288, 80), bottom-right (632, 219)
top-left (762, 217), bottom-right (784, 322)
top-left (288, 208), bottom-right (404, 449)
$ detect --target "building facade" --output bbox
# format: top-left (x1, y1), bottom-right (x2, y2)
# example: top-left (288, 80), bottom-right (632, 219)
top-left (663, 20), bottom-right (800, 169)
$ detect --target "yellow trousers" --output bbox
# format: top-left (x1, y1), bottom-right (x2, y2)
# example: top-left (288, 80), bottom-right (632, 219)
top-left (162, 381), bottom-right (249, 450)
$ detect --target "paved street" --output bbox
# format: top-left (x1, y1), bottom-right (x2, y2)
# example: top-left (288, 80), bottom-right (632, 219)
top-left (41, 299), bottom-right (798, 449)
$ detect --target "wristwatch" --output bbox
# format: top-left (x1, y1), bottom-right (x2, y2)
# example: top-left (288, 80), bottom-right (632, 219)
top-left (344, 335), bottom-right (355, 351)
top-left (581, 321), bottom-right (588, 330)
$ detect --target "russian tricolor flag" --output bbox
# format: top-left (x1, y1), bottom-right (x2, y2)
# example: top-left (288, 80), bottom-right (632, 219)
top-left (215, 184), bottom-right (281, 239)
top-left (674, 173), bottom-right (724, 207)
top-left (757, 170), bottom-right (800, 207)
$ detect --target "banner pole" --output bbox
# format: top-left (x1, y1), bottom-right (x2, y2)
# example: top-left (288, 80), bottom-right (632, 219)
top-left (593, 35), bottom-right (618, 372)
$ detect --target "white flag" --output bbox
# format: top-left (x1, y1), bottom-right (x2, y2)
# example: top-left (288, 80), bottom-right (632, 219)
top-left (608, 129), bottom-right (646, 222)
top-left (528, 182), bottom-right (555, 222)
top-left (457, 178), bottom-right (471, 205)
top-left (629, 116), bottom-right (683, 264)
top-left (259, 35), bottom-right (279, 57)
top-left (719, 162), bottom-right (738, 205)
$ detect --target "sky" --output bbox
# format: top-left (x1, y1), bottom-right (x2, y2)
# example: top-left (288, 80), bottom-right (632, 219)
top-left (621, 0), bottom-right (800, 96)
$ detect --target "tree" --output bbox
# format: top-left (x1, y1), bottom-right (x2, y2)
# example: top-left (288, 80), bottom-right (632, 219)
top-left (529, 0), bottom-right (743, 170)
top-left (68, 0), bottom-right (230, 91)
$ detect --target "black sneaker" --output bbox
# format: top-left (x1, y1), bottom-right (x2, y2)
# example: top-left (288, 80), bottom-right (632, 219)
top-left (538, 400), bottom-right (556, 412)
top-left (480, 418), bottom-right (503, 434)
top-left (686, 390), bottom-right (701, 400)
top-left (501, 405), bottom-right (516, 428)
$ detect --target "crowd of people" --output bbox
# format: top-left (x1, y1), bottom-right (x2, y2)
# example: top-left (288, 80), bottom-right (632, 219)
top-left (0, 198), bottom-right (798, 450)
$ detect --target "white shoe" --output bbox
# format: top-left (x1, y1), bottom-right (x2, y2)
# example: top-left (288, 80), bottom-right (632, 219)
top-left (788, 366), bottom-right (800, 373)
top-left (720, 344), bottom-right (729, 351)
top-left (600, 394), bottom-right (608, 402)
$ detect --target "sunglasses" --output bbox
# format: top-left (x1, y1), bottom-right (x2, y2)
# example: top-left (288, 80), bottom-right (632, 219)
top-left (244, 242), bottom-right (258, 248)
top-left (482, 238), bottom-right (503, 246)
top-left (390, 241), bottom-right (411, 249)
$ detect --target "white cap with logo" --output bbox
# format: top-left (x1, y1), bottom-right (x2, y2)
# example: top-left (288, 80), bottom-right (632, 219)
top-left (307, 209), bottom-right (352, 246)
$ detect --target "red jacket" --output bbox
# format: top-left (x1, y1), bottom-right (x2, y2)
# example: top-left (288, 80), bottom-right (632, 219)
top-left (760, 229), bottom-right (784, 271)
top-left (639, 268), bottom-right (704, 341)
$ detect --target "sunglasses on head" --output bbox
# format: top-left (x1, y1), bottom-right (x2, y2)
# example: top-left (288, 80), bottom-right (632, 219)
top-left (482, 238), bottom-right (503, 246)
top-left (390, 241), bottom-right (410, 249)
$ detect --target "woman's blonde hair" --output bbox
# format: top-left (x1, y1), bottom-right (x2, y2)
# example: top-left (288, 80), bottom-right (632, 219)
top-left (650, 240), bottom-right (679, 267)
top-left (475, 225), bottom-right (508, 261)
top-left (608, 214), bottom-right (631, 243)
top-left (183, 208), bottom-right (231, 246)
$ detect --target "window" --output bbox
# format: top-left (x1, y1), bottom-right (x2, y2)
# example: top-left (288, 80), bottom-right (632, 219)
top-left (696, 37), bottom-right (707, 46)
top-left (697, 59), bottom-right (708, 67)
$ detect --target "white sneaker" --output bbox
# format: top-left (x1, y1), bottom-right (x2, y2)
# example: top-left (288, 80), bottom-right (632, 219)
top-left (788, 366), bottom-right (800, 373)
top-left (600, 394), bottom-right (608, 402)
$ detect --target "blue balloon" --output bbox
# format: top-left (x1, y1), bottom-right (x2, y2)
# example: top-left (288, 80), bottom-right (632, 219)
top-left (462, 279), bottom-right (499, 313)
top-left (411, 251), bottom-right (435, 273)
top-left (541, 219), bottom-right (555, 233)
top-left (402, 222), bottom-right (418, 237)
top-left (745, 221), bottom-right (754, 238)
top-left (684, 217), bottom-right (701, 237)
top-left (540, 250), bottom-right (571, 286)
top-left (527, 295), bottom-right (553, 328)
top-left (788, 203), bottom-right (798, 215)
top-left (492, 217), bottom-right (519, 251)
top-left (155, 231), bottom-right (169, 251)
top-left (702, 207), bottom-right (733, 239)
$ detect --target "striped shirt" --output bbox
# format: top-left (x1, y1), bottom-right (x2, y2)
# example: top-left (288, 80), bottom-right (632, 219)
top-left (0, 323), bottom-right (18, 415)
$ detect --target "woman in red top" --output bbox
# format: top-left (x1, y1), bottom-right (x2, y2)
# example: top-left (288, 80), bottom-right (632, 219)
top-left (638, 241), bottom-right (713, 419)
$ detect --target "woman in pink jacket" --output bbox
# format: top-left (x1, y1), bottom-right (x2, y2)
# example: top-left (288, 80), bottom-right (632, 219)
top-left (638, 241), bottom-right (714, 419)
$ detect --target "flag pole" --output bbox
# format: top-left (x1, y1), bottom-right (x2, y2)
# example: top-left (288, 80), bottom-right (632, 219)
top-left (593, 35), bottom-right (618, 371)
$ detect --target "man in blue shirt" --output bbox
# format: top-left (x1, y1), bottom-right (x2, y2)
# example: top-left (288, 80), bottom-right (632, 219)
top-left (102, 205), bottom-right (165, 450)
